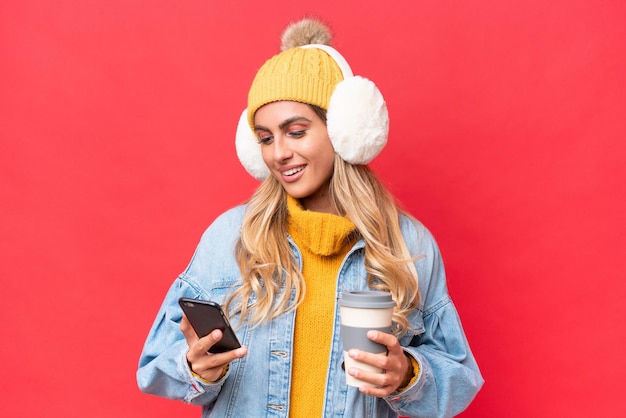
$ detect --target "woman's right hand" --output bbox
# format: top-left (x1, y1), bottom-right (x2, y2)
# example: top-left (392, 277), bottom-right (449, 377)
top-left (181, 314), bottom-right (248, 382)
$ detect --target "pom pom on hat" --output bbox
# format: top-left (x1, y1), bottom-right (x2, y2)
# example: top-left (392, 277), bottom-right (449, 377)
top-left (280, 18), bottom-right (333, 51)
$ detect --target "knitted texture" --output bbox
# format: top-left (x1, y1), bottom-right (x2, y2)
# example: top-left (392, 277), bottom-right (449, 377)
top-left (286, 196), bottom-right (356, 416)
top-left (247, 47), bottom-right (344, 129)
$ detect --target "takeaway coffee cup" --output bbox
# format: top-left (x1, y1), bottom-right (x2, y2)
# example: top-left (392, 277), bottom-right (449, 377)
top-left (338, 290), bottom-right (396, 387)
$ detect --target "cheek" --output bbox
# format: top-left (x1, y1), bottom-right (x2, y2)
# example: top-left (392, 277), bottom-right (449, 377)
top-left (320, 139), bottom-right (336, 165)
top-left (315, 142), bottom-right (336, 176)
top-left (260, 146), bottom-right (272, 165)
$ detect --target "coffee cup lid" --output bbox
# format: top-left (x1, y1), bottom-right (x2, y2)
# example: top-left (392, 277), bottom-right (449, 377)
top-left (338, 290), bottom-right (396, 308)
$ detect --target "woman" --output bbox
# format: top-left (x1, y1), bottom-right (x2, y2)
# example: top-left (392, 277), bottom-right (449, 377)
top-left (137, 18), bottom-right (483, 417)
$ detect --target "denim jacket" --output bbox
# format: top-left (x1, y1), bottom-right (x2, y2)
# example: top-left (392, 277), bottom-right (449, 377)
top-left (137, 205), bottom-right (483, 417)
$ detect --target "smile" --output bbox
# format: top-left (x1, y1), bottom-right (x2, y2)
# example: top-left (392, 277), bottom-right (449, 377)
top-left (282, 166), bottom-right (305, 176)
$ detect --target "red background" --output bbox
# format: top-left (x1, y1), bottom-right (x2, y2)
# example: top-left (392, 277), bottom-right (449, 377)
top-left (1, 1), bottom-right (625, 416)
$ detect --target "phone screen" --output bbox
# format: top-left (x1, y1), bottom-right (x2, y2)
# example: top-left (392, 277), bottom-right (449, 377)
top-left (179, 297), bottom-right (241, 353)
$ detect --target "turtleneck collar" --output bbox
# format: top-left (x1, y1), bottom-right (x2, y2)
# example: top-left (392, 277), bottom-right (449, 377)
top-left (286, 195), bottom-right (357, 257)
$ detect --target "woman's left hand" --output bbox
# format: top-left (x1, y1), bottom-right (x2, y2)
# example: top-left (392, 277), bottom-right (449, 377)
top-left (347, 330), bottom-right (413, 397)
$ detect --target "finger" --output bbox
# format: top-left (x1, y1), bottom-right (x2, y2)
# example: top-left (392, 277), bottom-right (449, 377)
top-left (189, 343), bottom-right (248, 380)
top-left (348, 348), bottom-right (408, 392)
top-left (348, 348), bottom-right (388, 370)
top-left (347, 350), bottom-right (392, 381)
top-left (185, 329), bottom-right (222, 366)
top-left (347, 365), bottom-right (394, 397)
top-left (180, 314), bottom-right (199, 347)
top-left (367, 330), bottom-right (402, 354)
top-left (194, 329), bottom-right (223, 354)
top-left (191, 330), bottom-right (247, 362)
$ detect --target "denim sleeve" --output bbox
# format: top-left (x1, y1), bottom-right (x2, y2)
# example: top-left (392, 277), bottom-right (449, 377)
top-left (385, 219), bottom-right (484, 418)
top-left (136, 277), bottom-right (227, 405)
top-left (136, 207), bottom-right (245, 405)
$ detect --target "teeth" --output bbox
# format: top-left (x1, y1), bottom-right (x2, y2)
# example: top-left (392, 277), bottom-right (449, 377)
top-left (283, 166), bottom-right (304, 176)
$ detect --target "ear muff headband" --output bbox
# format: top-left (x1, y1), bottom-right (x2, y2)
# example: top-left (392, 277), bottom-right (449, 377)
top-left (300, 44), bottom-right (354, 79)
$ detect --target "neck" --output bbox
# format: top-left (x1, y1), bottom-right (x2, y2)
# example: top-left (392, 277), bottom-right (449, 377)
top-left (297, 191), bottom-right (337, 215)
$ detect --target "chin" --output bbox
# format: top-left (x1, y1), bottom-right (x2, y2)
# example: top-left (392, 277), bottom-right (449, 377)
top-left (283, 188), bottom-right (309, 200)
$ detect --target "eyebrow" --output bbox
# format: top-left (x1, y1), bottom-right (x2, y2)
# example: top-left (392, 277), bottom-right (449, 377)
top-left (254, 116), bottom-right (312, 132)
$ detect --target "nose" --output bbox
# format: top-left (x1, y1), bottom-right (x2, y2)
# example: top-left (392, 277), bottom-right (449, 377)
top-left (272, 136), bottom-right (293, 162)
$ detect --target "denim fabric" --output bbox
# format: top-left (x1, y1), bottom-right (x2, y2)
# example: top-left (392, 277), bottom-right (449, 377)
top-left (137, 205), bottom-right (483, 417)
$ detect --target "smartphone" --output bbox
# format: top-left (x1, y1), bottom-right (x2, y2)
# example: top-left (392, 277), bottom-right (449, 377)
top-left (178, 297), bottom-right (241, 353)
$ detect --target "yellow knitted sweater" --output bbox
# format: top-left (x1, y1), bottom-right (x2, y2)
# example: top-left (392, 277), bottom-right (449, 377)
top-left (286, 196), bottom-right (357, 417)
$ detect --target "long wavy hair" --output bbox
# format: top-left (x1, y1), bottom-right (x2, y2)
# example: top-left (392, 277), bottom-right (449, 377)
top-left (224, 108), bottom-right (421, 337)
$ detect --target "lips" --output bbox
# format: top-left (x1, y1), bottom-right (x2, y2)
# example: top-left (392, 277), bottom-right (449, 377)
top-left (279, 165), bottom-right (306, 183)
top-left (282, 165), bottom-right (305, 176)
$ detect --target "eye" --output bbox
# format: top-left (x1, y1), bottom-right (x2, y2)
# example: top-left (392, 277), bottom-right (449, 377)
top-left (257, 134), bottom-right (274, 145)
top-left (288, 130), bottom-right (306, 138)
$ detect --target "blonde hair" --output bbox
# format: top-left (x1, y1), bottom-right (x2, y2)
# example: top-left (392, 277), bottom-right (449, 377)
top-left (224, 155), bottom-right (421, 337)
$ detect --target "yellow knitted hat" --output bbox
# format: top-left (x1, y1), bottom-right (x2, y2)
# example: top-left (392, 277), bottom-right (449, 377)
top-left (246, 20), bottom-right (345, 129)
